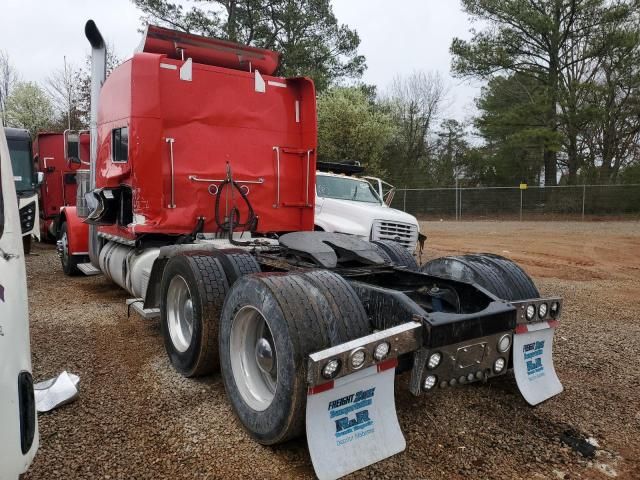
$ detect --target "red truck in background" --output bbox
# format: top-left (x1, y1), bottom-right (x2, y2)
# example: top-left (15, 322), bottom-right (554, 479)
top-left (34, 131), bottom-right (89, 241)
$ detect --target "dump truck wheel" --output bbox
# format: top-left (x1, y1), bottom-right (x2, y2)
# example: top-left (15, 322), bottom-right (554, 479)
top-left (371, 239), bottom-right (419, 271)
top-left (217, 250), bottom-right (261, 286)
top-left (59, 223), bottom-right (80, 276)
top-left (160, 255), bottom-right (229, 377)
top-left (421, 253), bottom-right (539, 301)
top-left (219, 272), bottom-right (371, 445)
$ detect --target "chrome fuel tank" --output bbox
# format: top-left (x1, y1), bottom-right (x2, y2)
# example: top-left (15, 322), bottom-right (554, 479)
top-left (99, 241), bottom-right (159, 299)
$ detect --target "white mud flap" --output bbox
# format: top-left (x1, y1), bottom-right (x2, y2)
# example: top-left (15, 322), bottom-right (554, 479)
top-left (306, 359), bottom-right (405, 480)
top-left (513, 320), bottom-right (563, 406)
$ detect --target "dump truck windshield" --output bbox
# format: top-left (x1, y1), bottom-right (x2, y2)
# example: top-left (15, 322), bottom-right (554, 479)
top-left (7, 138), bottom-right (35, 194)
top-left (317, 175), bottom-right (382, 204)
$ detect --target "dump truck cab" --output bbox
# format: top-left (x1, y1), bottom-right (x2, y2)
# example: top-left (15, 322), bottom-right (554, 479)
top-left (315, 169), bottom-right (421, 251)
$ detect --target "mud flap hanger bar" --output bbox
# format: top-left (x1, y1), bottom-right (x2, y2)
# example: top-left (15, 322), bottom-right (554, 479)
top-left (272, 146), bottom-right (313, 208)
top-left (307, 322), bottom-right (422, 388)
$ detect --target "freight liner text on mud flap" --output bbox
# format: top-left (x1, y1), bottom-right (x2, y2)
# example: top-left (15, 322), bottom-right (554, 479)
top-left (513, 321), bottom-right (563, 406)
top-left (306, 359), bottom-right (405, 480)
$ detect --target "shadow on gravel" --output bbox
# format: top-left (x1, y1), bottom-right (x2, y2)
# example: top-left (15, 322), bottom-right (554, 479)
top-left (77, 279), bottom-right (129, 299)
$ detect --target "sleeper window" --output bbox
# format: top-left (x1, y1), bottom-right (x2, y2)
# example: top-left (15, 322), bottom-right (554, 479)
top-left (112, 127), bottom-right (129, 162)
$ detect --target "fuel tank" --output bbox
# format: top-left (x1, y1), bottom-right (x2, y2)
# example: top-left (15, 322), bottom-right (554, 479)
top-left (99, 242), bottom-right (160, 299)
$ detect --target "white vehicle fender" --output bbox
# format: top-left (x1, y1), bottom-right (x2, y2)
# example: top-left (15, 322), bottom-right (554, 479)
top-left (314, 212), bottom-right (371, 238)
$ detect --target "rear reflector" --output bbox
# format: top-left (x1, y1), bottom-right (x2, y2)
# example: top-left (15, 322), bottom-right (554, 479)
top-left (516, 320), bottom-right (559, 335)
top-left (377, 358), bottom-right (399, 373)
top-left (308, 381), bottom-right (334, 395)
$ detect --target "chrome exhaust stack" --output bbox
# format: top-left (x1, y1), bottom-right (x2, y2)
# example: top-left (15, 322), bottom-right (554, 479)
top-left (84, 20), bottom-right (106, 267)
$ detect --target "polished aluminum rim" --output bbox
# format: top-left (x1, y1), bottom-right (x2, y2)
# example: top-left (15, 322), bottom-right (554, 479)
top-left (61, 230), bottom-right (69, 264)
top-left (230, 306), bottom-right (277, 411)
top-left (166, 275), bottom-right (194, 353)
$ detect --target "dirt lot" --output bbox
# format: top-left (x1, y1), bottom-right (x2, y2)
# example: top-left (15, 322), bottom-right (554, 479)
top-left (24, 221), bottom-right (640, 479)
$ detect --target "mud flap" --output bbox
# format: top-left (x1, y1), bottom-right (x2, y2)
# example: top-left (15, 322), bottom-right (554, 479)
top-left (306, 359), bottom-right (405, 480)
top-left (513, 321), bottom-right (563, 406)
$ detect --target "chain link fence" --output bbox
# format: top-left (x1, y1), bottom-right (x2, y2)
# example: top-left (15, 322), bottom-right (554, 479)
top-left (390, 184), bottom-right (640, 221)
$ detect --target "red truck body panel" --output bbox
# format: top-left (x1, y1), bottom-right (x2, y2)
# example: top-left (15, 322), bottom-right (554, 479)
top-left (95, 50), bottom-right (317, 239)
top-left (34, 132), bottom-right (89, 237)
top-left (59, 206), bottom-right (89, 255)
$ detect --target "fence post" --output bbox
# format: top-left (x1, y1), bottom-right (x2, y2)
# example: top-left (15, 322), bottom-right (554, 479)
top-left (455, 179), bottom-right (459, 221)
top-left (403, 188), bottom-right (407, 212)
top-left (520, 189), bottom-right (523, 221)
top-left (582, 184), bottom-right (586, 221)
top-left (459, 188), bottom-right (462, 220)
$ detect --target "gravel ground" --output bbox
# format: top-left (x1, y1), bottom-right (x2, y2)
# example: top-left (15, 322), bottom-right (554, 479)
top-left (23, 221), bottom-right (640, 479)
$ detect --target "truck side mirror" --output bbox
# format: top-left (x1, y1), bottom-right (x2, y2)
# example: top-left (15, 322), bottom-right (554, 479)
top-left (36, 171), bottom-right (44, 186)
top-left (64, 130), bottom-right (81, 164)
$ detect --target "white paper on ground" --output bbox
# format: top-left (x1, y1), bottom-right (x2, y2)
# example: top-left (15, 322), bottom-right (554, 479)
top-left (34, 371), bottom-right (80, 412)
top-left (306, 365), bottom-right (405, 480)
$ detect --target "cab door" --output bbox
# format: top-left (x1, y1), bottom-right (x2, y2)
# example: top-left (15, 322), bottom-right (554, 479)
top-left (0, 126), bottom-right (39, 479)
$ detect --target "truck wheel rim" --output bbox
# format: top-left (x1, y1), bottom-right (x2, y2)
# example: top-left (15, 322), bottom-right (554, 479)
top-left (166, 275), bottom-right (194, 353)
top-left (230, 306), bottom-right (277, 411)
top-left (61, 231), bottom-right (69, 265)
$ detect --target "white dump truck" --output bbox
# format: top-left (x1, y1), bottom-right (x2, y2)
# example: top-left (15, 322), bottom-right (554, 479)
top-left (314, 162), bottom-right (423, 254)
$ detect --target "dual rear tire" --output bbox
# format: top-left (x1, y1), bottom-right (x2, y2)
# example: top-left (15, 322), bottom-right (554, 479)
top-left (160, 251), bottom-right (371, 444)
top-left (421, 253), bottom-right (539, 300)
top-left (219, 271), bottom-right (370, 444)
top-left (371, 239), bottom-right (419, 271)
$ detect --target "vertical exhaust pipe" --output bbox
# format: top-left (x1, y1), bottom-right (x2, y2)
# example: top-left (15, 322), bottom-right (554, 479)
top-left (84, 20), bottom-right (106, 267)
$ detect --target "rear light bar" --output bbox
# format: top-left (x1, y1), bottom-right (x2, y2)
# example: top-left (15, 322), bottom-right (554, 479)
top-left (307, 322), bottom-right (422, 388)
top-left (511, 297), bottom-right (563, 325)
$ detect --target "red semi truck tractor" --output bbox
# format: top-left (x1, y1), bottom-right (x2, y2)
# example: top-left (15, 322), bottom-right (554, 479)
top-left (34, 131), bottom-right (89, 241)
top-left (61, 20), bottom-right (565, 479)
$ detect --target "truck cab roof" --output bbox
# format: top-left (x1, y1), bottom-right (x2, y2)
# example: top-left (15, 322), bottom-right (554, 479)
top-left (4, 128), bottom-right (30, 141)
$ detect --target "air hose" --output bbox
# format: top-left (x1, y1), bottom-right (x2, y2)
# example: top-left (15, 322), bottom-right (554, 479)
top-left (214, 163), bottom-right (258, 246)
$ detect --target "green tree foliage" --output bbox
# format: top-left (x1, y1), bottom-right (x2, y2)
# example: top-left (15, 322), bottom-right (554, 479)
top-left (430, 119), bottom-right (471, 185)
top-left (451, 0), bottom-right (631, 185)
top-left (451, 0), bottom-right (640, 185)
top-left (473, 73), bottom-right (560, 184)
top-left (5, 82), bottom-right (54, 136)
top-left (580, 12), bottom-right (640, 183)
top-left (132, 0), bottom-right (365, 91)
top-left (317, 87), bottom-right (395, 176)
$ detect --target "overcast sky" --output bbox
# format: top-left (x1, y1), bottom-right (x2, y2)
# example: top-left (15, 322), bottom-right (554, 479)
top-left (0, 0), bottom-right (481, 122)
